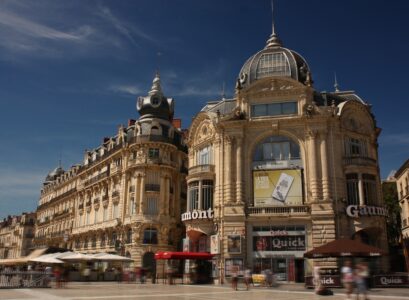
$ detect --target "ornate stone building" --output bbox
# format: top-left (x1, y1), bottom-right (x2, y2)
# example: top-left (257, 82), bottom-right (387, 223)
top-left (0, 213), bottom-right (36, 259)
top-left (395, 159), bottom-right (409, 271)
top-left (183, 23), bottom-right (388, 282)
top-left (34, 74), bottom-right (188, 269)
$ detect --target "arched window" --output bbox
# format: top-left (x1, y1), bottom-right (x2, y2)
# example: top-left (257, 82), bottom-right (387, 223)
top-left (253, 136), bottom-right (301, 169)
top-left (143, 228), bottom-right (158, 244)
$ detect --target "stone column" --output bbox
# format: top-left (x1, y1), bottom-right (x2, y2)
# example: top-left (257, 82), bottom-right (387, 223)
top-left (160, 175), bottom-right (166, 214)
top-left (135, 175), bottom-right (140, 215)
top-left (225, 137), bottom-right (232, 203)
top-left (198, 180), bottom-right (203, 210)
top-left (236, 137), bottom-right (243, 203)
top-left (320, 132), bottom-right (330, 200)
top-left (139, 175), bottom-right (145, 214)
top-left (307, 131), bottom-right (318, 201)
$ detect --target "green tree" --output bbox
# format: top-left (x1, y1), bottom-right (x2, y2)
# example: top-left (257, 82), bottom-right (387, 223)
top-left (382, 181), bottom-right (401, 245)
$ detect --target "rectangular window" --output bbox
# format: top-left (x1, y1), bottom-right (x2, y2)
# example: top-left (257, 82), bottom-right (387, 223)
top-left (86, 212), bottom-right (90, 225)
top-left (113, 204), bottom-right (119, 218)
top-left (147, 197), bottom-right (158, 215)
top-left (363, 174), bottom-right (377, 205)
top-left (346, 173), bottom-right (359, 205)
top-left (202, 180), bottom-right (214, 210)
top-left (94, 210), bottom-right (98, 224)
top-left (129, 197), bottom-right (136, 215)
top-left (198, 145), bottom-right (213, 165)
top-left (251, 102), bottom-right (297, 117)
top-left (148, 148), bottom-right (160, 159)
top-left (188, 181), bottom-right (199, 210)
top-left (103, 207), bottom-right (108, 221)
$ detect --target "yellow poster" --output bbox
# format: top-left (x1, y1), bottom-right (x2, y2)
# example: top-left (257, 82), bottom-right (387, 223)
top-left (253, 169), bottom-right (302, 206)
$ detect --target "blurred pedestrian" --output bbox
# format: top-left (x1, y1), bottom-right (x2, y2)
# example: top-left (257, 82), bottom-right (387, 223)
top-left (231, 266), bottom-right (238, 291)
top-left (355, 263), bottom-right (369, 300)
top-left (244, 267), bottom-right (252, 290)
top-left (313, 265), bottom-right (322, 294)
top-left (341, 260), bottom-right (354, 300)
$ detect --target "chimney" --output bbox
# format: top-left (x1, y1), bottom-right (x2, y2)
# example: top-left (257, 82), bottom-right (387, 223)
top-left (172, 118), bottom-right (182, 130)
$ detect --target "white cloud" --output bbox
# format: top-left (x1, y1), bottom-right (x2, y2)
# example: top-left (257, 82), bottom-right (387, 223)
top-left (96, 5), bottom-right (157, 46)
top-left (0, 9), bottom-right (92, 41)
top-left (109, 84), bottom-right (142, 96)
top-left (174, 86), bottom-right (221, 97)
top-left (0, 169), bottom-right (43, 202)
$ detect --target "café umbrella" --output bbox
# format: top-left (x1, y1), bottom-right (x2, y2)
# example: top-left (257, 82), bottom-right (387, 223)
top-left (304, 238), bottom-right (386, 258)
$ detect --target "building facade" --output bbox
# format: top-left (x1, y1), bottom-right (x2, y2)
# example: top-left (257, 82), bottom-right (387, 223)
top-left (183, 24), bottom-right (389, 282)
top-left (0, 213), bottom-right (36, 259)
top-left (395, 159), bottom-right (409, 271)
top-left (34, 74), bottom-right (188, 270)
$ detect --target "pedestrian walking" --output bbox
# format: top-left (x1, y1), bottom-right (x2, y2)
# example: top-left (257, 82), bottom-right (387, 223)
top-left (244, 267), bottom-right (252, 290)
top-left (341, 260), bottom-right (354, 300)
top-left (354, 263), bottom-right (370, 300)
top-left (231, 266), bottom-right (239, 291)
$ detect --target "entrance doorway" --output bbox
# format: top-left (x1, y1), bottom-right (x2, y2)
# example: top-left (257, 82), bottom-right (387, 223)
top-left (294, 259), bottom-right (305, 282)
top-left (142, 251), bottom-right (156, 279)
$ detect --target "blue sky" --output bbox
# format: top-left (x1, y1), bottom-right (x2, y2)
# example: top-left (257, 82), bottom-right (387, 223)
top-left (0, 0), bottom-right (408, 219)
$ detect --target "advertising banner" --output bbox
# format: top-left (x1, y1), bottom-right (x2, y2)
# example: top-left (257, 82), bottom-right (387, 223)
top-left (253, 169), bottom-right (302, 206)
top-left (210, 235), bottom-right (220, 254)
top-left (373, 275), bottom-right (409, 287)
top-left (227, 235), bottom-right (241, 254)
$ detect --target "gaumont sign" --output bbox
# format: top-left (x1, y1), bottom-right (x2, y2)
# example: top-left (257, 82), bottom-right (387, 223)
top-left (345, 205), bottom-right (388, 218)
top-left (373, 275), bottom-right (409, 287)
top-left (181, 208), bottom-right (214, 222)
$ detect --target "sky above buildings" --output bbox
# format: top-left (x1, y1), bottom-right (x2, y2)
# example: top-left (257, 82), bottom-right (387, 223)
top-left (0, 0), bottom-right (408, 219)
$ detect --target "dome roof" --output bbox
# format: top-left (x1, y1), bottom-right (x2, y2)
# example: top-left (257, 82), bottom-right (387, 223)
top-left (238, 31), bottom-right (312, 88)
top-left (136, 73), bottom-right (174, 121)
top-left (45, 166), bottom-right (64, 182)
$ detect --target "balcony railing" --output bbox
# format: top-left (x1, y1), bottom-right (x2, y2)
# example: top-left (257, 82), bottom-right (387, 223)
top-left (188, 164), bottom-right (215, 175)
top-left (72, 218), bottom-right (120, 235)
top-left (84, 171), bottom-right (109, 187)
top-left (247, 205), bottom-right (310, 216)
top-left (343, 156), bottom-right (377, 167)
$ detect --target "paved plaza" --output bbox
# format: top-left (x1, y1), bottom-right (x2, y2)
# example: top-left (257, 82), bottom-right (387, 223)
top-left (1, 282), bottom-right (409, 300)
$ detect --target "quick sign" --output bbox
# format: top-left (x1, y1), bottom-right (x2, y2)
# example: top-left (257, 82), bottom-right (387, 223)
top-left (345, 205), bottom-right (388, 218)
top-left (305, 275), bottom-right (342, 288)
top-left (253, 236), bottom-right (306, 251)
top-left (181, 208), bottom-right (214, 221)
top-left (373, 275), bottom-right (409, 287)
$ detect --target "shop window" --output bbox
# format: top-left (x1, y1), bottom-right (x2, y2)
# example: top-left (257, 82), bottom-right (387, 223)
top-left (143, 228), bottom-right (158, 244)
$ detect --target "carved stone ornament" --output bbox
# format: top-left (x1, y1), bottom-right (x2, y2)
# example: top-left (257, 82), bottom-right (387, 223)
top-left (303, 103), bottom-right (316, 118)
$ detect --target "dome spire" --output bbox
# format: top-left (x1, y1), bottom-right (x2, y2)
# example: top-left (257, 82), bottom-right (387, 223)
top-left (334, 72), bottom-right (340, 92)
top-left (265, 0), bottom-right (282, 48)
top-left (149, 71), bottom-right (163, 97)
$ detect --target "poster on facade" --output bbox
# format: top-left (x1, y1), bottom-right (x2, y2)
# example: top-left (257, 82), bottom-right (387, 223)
top-left (182, 237), bottom-right (190, 252)
top-left (227, 235), bottom-right (241, 254)
top-left (210, 235), bottom-right (220, 254)
top-left (253, 169), bottom-right (302, 206)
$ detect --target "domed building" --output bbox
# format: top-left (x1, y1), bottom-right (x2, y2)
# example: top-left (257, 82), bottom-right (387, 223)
top-left (34, 74), bottom-right (188, 272)
top-left (183, 21), bottom-right (388, 283)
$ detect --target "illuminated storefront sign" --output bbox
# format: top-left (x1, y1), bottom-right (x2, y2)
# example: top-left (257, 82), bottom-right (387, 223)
top-left (253, 169), bottom-right (303, 206)
top-left (181, 208), bottom-right (214, 221)
top-left (345, 205), bottom-right (388, 218)
top-left (253, 235), bottom-right (306, 251)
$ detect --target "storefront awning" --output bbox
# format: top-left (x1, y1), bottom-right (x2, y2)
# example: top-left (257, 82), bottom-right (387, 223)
top-left (304, 238), bottom-right (386, 258)
top-left (154, 251), bottom-right (214, 260)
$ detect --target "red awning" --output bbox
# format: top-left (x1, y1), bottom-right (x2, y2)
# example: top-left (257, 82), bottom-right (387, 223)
top-left (154, 251), bottom-right (214, 260)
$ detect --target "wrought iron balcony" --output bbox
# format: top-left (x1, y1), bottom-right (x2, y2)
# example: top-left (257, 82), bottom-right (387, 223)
top-left (343, 156), bottom-right (377, 167)
top-left (247, 205), bottom-right (310, 216)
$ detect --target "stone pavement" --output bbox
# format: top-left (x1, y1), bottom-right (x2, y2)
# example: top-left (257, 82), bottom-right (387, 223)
top-left (1, 282), bottom-right (409, 300)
